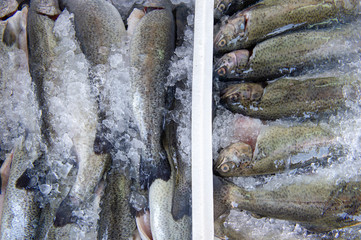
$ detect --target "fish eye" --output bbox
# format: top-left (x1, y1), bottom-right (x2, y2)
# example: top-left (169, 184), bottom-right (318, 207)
top-left (230, 94), bottom-right (238, 102)
top-left (217, 67), bottom-right (227, 76)
top-left (218, 3), bottom-right (226, 11)
top-left (218, 39), bottom-right (227, 48)
top-left (220, 162), bottom-right (235, 173)
top-left (220, 163), bottom-right (230, 173)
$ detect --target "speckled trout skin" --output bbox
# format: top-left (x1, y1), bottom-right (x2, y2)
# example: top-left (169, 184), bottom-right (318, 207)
top-left (27, 1), bottom-right (111, 229)
top-left (97, 168), bottom-right (136, 240)
top-left (214, 0), bottom-right (360, 53)
top-left (0, 0), bottom-right (23, 19)
top-left (214, 0), bottom-right (258, 20)
top-left (215, 125), bottom-right (340, 177)
top-left (149, 172), bottom-right (192, 240)
top-left (0, 7), bottom-right (42, 239)
top-left (221, 75), bottom-right (357, 120)
top-left (159, 80), bottom-right (192, 239)
top-left (59, 0), bottom-right (126, 66)
top-left (0, 138), bottom-right (42, 240)
top-left (31, 0), bottom-right (61, 16)
top-left (214, 176), bottom-right (361, 232)
top-left (130, 2), bottom-right (174, 187)
top-left (214, 23), bottom-right (361, 81)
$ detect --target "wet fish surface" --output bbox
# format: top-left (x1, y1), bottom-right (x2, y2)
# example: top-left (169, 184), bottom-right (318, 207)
top-left (215, 125), bottom-right (343, 177)
top-left (0, 6), bottom-right (42, 237)
top-left (214, 0), bottom-right (361, 53)
top-left (214, 176), bottom-right (361, 232)
top-left (214, 22), bottom-right (361, 81)
top-left (130, 1), bottom-right (174, 188)
top-left (221, 75), bottom-right (359, 120)
top-left (97, 166), bottom-right (136, 240)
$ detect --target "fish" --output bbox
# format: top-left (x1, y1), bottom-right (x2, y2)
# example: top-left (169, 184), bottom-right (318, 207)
top-left (159, 78), bottom-right (192, 238)
top-left (26, 1), bottom-right (111, 230)
top-left (97, 167), bottom-right (137, 240)
top-left (59, 0), bottom-right (126, 66)
top-left (214, 22), bottom-right (361, 81)
top-left (31, 0), bottom-right (61, 16)
top-left (214, 176), bottom-right (361, 232)
top-left (130, 0), bottom-right (174, 189)
top-left (214, 0), bottom-right (257, 20)
top-left (0, 0), bottom-right (23, 19)
top-left (220, 75), bottom-right (358, 120)
top-left (174, 3), bottom-right (190, 46)
top-left (0, 137), bottom-right (42, 239)
top-left (130, 0), bottom-right (192, 239)
top-left (2, 4), bottom-right (28, 56)
top-left (0, 5), bottom-right (42, 239)
top-left (214, 0), bottom-right (361, 53)
top-left (0, 150), bottom-right (13, 226)
top-left (215, 125), bottom-right (343, 177)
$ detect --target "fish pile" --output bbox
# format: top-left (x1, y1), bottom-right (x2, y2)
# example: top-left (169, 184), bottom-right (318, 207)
top-left (213, 0), bottom-right (361, 239)
top-left (0, 0), bottom-right (194, 239)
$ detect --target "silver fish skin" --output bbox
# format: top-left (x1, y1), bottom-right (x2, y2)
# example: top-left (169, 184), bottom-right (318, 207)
top-left (59, 0), bottom-right (126, 65)
top-left (130, 5), bottom-right (175, 186)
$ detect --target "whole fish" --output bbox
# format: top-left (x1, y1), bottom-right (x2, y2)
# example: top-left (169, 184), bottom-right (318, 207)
top-left (27, 2), bottom-right (111, 230)
top-left (220, 75), bottom-right (358, 120)
top-left (130, 0), bottom-right (174, 188)
top-left (214, 176), bottom-right (361, 232)
top-left (214, 0), bottom-right (258, 20)
top-left (215, 125), bottom-right (341, 177)
top-left (97, 167), bottom-right (136, 240)
top-left (131, 0), bottom-right (190, 239)
top-left (214, 23), bottom-right (361, 81)
top-left (214, 0), bottom-right (361, 53)
top-left (0, 5), bottom-right (42, 239)
top-left (59, 0), bottom-right (126, 66)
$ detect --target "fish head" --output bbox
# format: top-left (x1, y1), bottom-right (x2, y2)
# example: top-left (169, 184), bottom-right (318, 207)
top-left (214, 50), bottom-right (249, 78)
top-left (214, 13), bottom-right (245, 53)
top-left (215, 142), bottom-right (253, 177)
top-left (220, 83), bottom-right (264, 111)
top-left (214, 0), bottom-right (232, 19)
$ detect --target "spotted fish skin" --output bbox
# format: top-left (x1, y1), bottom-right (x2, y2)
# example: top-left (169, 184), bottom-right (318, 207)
top-left (214, 176), bottom-right (361, 232)
top-left (97, 167), bottom-right (136, 240)
top-left (214, 0), bottom-right (258, 20)
top-left (214, 0), bottom-right (361, 53)
top-left (59, 0), bottom-right (126, 66)
top-left (215, 125), bottom-right (341, 177)
top-left (214, 23), bottom-right (361, 81)
top-left (221, 75), bottom-right (358, 120)
top-left (130, 5), bottom-right (175, 187)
